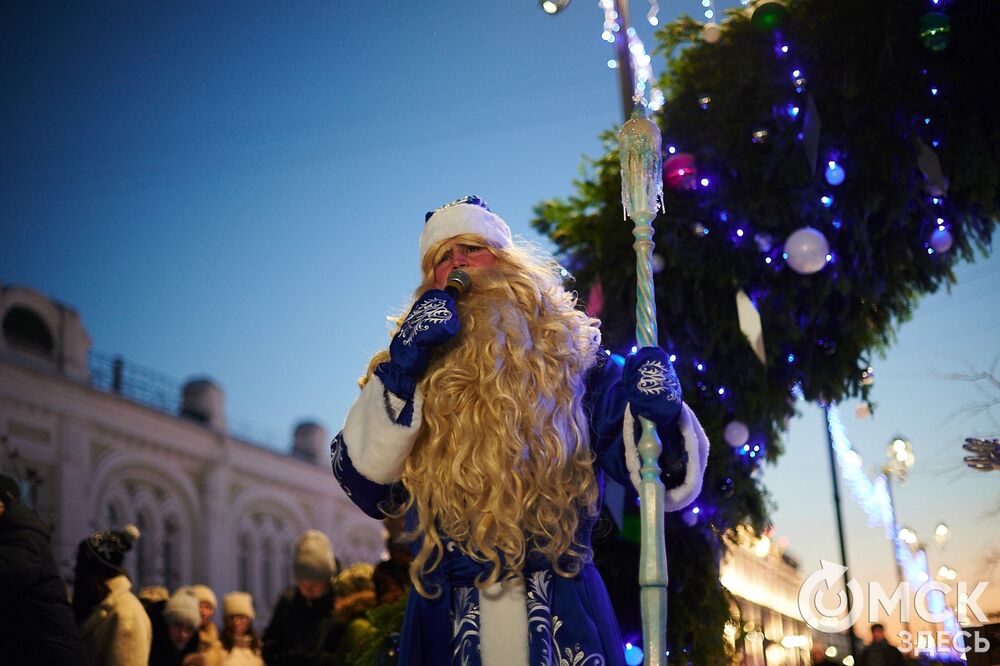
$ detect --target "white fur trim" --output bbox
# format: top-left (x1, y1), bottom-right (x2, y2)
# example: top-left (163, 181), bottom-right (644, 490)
top-left (420, 203), bottom-right (513, 260)
top-left (341, 376), bottom-right (423, 484)
top-left (623, 402), bottom-right (710, 512)
top-left (480, 577), bottom-right (529, 666)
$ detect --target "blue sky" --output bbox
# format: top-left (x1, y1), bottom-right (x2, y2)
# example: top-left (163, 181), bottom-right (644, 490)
top-left (3, 1), bottom-right (997, 621)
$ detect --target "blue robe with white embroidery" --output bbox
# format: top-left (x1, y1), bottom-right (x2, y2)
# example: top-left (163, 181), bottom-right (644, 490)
top-left (330, 350), bottom-right (684, 666)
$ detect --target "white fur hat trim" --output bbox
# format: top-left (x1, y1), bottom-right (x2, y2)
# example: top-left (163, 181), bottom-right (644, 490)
top-left (420, 200), bottom-right (512, 261)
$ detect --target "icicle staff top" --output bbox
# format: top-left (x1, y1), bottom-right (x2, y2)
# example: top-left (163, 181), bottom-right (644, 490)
top-left (420, 195), bottom-right (513, 261)
top-left (618, 100), bottom-right (664, 219)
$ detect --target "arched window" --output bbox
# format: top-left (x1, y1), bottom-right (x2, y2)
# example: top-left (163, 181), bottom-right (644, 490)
top-left (282, 541), bottom-right (293, 590)
top-left (136, 511), bottom-right (153, 588)
top-left (261, 538), bottom-right (273, 603)
top-left (3, 306), bottom-right (54, 356)
top-left (163, 517), bottom-right (179, 591)
top-left (106, 503), bottom-right (120, 527)
top-left (238, 532), bottom-right (252, 593)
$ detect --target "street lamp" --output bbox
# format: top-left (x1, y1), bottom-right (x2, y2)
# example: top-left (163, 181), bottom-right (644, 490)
top-left (883, 435), bottom-right (916, 644)
top-left (934, 522), bottom-right (949, 547)
top-left (885, 436), bottom-right (915, 481)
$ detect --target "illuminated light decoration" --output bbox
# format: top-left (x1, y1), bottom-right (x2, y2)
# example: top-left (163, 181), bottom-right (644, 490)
top-left (826, 405), bottom-right (966, 656)
top-left (824, 160), bottom-right (845, 186)
top-left (540, 0), bottom-right (567, 14)
top-left (820, 194), bottom-right (833, 207)
top-left (786, 353), bottom-right (795, 363)
top-left (666, 145), bottom-right (677, 154)
top-left (700, 177), bottom-right (710, 187)
top-left (718, 386), bottom-right (726, 396)
top-left (624, 641), bottom-right (644, 666)
top-left (698, 95), bottom-right (712, 110)
top-left (736, 228), bottom-right (744, 237)
top-left (785, 103), bottom-right (801, 119)
top-left (646, 0), bottom-right (659, 27)
top-left (596, 1), bottom-right (664, 109)
top-left (919, 11), bottom-right (952, 51)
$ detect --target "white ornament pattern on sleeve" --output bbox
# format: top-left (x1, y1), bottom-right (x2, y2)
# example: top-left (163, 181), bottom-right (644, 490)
top-left (330, 434), bottom-right (351, 496)
top-left (636, 359), bottom-right (681, 402)
top-left (399, 298), bottom-right (453, 346)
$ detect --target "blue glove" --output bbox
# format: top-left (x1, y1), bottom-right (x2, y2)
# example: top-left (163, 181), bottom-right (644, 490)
top-left (622, 347), bottom-right (683, 428)
top-left (375, 289), bottom-right (460, 399)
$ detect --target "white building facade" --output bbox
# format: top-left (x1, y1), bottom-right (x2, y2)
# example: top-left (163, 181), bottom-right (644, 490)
top-left (0, 283), bottom-right (383, 622)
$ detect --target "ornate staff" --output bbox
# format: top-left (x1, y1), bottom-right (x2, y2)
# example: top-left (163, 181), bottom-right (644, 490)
top-left (619, 98), bottom-right (667, 664)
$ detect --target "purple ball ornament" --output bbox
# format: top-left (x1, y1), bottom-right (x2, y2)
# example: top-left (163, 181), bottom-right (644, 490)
top-left (930, 227), bottom-right (953, 253)
top-left (783, 226), bottom-right (830, 275)
top-left (664, 152), bottom-right (698, 190)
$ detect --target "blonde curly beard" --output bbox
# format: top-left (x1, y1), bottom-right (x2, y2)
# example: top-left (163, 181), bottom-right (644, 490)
top-left (368, 238), bottom-right (603, 597)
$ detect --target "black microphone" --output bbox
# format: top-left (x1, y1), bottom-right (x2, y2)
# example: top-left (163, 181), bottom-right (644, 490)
top-left (444, 270), bottom-right (472, 299)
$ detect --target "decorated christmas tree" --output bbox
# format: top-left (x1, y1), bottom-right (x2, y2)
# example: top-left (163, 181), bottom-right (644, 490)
top-left (533, 0), bottom-right (998, 662)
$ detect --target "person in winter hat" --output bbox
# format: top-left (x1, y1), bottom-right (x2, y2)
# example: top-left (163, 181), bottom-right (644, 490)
top-left (331, 563), bottom-right (378, 666)
top-left (0, 474), bottom-right (88, 666)
top-left (190, 584), bottom-right (222, 658)
top-left (262, 529), bottom-right (342, 665)
top-left (330, 196), bottom-right (709, 665)
top-left (219, 592), bottom-right (263, 666)
top-left (73, 524), bottom-right (152, 666)
top-left (147, 587), bottom-right (202, 666)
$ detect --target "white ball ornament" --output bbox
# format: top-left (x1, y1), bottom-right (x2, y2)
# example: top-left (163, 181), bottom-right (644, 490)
top-left (930, 228), bottom-right (953, 253)
top-left (702, 22), bottom-right (722, 43)
top-left (724, 420), bottom-right (750, 448)
top-left (783, 226), bottom-right (830, 275)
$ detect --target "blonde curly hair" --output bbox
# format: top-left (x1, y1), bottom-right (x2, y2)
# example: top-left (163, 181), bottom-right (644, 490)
top-left (363, 234), bottom-right (603, 597)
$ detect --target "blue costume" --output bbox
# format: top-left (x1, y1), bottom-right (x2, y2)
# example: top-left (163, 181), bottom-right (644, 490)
top-left (330, 291), bottom-right (710, 666)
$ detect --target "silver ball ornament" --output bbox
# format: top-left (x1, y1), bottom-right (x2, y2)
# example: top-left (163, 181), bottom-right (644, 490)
top-left (724, 420), bottom-right (750, 448)
top-left (783, 226), bottom-right (830, 275)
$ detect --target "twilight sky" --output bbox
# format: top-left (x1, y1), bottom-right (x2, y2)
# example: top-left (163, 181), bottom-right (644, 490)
top-left (2, 1), bottom-right (997, 627)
